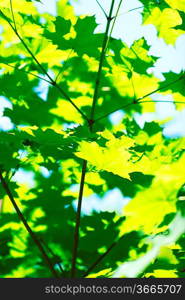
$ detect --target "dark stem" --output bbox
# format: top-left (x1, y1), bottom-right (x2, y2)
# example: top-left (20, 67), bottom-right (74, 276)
top-left (71, 160), bottom-right (87, 277)
top-left (95, 0), bottom-right (108, 18)
top-left (83, 235), bottom-right (124, 278)
top-left (10, 0), bottom-right (17, 31)
top-left (108, 0), bottom-right (123, 44)
top-left (1, 62), bottom-right (52, 84)
top-left (0, 9), bottom-right (87, 121)
top-left (118, 6), bottom-right (144, 17)
top-left (139, 99), bottom-right (185, 105)
top-left (90, 0), bottom-right (116, 122)
top-left (136, 74), bottom-right (185, 101)
top-left (70, 0), bottom-right (117, 278)
top-left (95, 99), bottom-right (185, 122)
top-left (55, 84), bottom-right (88, 121)
top-left (55, 48), bottom-right (74, 83)
top-left (94, 74), bottom-right (185, 122)
top-left (0, 171), bottom-right (59, 278)
top-left (39, 237), bottom-right (64, 275)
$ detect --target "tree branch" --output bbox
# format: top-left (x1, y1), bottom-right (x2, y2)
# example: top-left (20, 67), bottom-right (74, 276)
top-left (94, 74), bottom-right (185, 122)
top-left (1, 62), bottom-right (52, 84)
top-left (0, 171), bottom-right (59, 278)
top-left (39, 237), bottom-right (64, 275)
top-left (95, 0), bottom-right (108, 19)
top-left (71, 160), bottom-right (87, 277)
top-left (9, 0), bottom-right (17, 31)
top-left (117, 6), bottom-right (144, 18)
top-left (136, 74), bottom-right (185, 102)
top-left (108, 0), bottom-right (123, 44)
top-left (0, 9), bottom-right (88, 121)
top-left (139, 99), bottom-right (185, 105)
top-left (70, 0), bottom-right (117, 278)
top-left (55, 48), bottom-right (74, 83)
top-left (83, 235), bottom-right (125, 278)
top-left (89, 0), bottom-right (116, 126)
top-left (95, 99), bottom-right (185, 122)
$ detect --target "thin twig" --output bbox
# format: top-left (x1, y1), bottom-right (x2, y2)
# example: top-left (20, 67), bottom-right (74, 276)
top-left (2, 8), bottom-right (54, 82)
top-left (0, 171), bottom-right (59, 277)
top-left (89, 0), bottom-right (116, 125)
top-left (1, 62), bottom-right (52, 84)
top-left (1, 60), bottom-right (87, 120)
top-left (95, 74), bottom-right (185, 122)
top-left (108, 0), bottom-right (123, 43)
top-left (0, 9), bottom-right (87, 121)
top-left (139, 99), bottom-right (185, 105)
top-left (136, 74), bottom-right (185, 101)
top-left (71, 160), bottom-right (87, 278)
top-left (117, 5), bottom-right (144, 18)
top-left (130, 77), bottom-right (137, 101)
top-left (54, 84), bottom-right (88, 120)
top-left (39, 237), bottom-right (64, 275)
top-left (95, 0), bottom-right (108, 18)
top-left (55, 48), bottom-right (74, 83)
top-left (95, 101), bottom-right (133, 122)
top-left (95, 99), bottom-right (185, 122)
top-left (120, 54), bottom-right (137, 101)
top-left (83, 235), bottom-right (125, 278)
top-left (9, 0), bottom-right (16, 31)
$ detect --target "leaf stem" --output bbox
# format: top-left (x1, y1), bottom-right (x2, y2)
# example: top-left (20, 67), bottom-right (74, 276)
top-left (0, 171), bottom-right (59, 278)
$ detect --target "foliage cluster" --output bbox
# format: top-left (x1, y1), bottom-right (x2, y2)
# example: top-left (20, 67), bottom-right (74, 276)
top-left (0, 0), bottom-right (185, 278)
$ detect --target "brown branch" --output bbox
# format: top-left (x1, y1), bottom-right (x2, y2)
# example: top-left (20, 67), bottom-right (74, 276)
top-left (70, 0), bottom-right (117, 278)
top-left (83, 235), bottom-right (125, 278)
top-left (0, 171), bottom-right (59, 277)
top-left (70, 160), bottom-right (87, 277)
top-left (39, 237), bottom-right (64, 275)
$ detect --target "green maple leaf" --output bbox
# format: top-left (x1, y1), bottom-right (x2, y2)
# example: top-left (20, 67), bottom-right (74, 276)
top-left (122, 38), bottom-right (158, 74)
top-left (71, 16), bottom-right (102, 57)
top-left (44, 16), bottom-right (71, 48)
top-left (159, 72), bottom-right (185, 96)
top-left (45, 15), bottom-right (102, 57)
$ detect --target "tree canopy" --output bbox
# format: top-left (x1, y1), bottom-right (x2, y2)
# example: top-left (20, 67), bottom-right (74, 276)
top-left (0, 0), bottom-right (185, 278)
